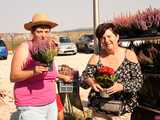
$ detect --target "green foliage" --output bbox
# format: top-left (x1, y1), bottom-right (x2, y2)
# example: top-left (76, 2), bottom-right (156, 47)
top-left (95, 73), bottom-right (117, 88)
top-left (32, 49), bottom-right (57, 64)
top-left (30, 38), bottom-right (58, 66)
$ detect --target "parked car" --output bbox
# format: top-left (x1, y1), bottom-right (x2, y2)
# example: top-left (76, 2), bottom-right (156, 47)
top-left (76, 34), bottom-right (96, 53)
top-left (0, 40), bottom-right (8, 60)
top-left (58, 36), bottom-right (77, 55)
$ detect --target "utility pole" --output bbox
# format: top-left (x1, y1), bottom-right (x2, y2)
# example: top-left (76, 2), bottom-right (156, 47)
top-left (93, 0), bottom-right (100, 53)
top-left (93, 0), bottom-right (100, 33)
top-left (10, 33), bottom-right (15, 54)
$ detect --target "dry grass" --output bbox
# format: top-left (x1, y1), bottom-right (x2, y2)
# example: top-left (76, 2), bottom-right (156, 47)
top-left (2, 31), bottom-right (93, 51)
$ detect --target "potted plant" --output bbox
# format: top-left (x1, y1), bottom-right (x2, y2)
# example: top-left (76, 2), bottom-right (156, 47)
top-left (131, 7), bottom-right (160, 37)
top-left (112, 7), bottom-right (160, 38)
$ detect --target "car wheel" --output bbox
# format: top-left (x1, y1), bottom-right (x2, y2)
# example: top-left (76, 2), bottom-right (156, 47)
top-left (76, 45), bottom-right (80, 52)
top-left (85, 50), bottom-right (91, 54)
top-left (73, 52), bottom-right (77, 55)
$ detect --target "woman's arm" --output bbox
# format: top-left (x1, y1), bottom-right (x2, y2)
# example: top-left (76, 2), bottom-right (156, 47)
top-left (10, 42), bottom-right (48, 82)
top-left (81, 54), bottom-right (103, 92)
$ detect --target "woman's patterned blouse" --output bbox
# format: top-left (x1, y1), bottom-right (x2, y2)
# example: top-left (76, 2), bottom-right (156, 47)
top-left (81, 58), bottom-right (143, 114)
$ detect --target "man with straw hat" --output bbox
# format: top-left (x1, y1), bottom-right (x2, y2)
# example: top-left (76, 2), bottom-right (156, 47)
top-left (10, 13), bottom-right (59, 120)
top-left (24, 13), bottom-right (58, 31)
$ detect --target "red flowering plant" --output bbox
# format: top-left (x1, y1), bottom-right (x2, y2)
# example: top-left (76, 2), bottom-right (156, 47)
top-left (30, 37), bottom-right (58, 71)
top-left (94, 66), bottom-right (118, 88)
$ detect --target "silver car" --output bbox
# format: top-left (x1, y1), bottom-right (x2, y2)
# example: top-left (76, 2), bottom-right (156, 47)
top-left (58, 36), bottom-right (77, 55)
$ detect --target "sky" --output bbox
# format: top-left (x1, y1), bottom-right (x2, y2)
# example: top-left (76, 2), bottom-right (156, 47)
top-left (0, 0), bottom-right (159, 33)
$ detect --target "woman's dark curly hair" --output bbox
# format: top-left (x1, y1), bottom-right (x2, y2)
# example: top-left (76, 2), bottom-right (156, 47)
top-left (95, 23), bottom-right (119, 41)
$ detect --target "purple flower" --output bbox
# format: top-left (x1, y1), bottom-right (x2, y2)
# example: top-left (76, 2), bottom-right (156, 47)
top-left (30, 37), bottom-right (58, 65)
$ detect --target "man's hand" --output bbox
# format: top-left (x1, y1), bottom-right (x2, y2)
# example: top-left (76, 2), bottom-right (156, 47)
top-left (59, 74), bottom-right (73, 83)
top-left (33, 64), bottom-right (48, 75)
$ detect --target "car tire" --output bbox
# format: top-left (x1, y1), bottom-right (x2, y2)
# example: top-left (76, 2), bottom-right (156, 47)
top-left (86, 50), bottom-right (91, 54)
top-left (76, 44), bottom-right (80, 52)
top-left (73, 52), bottom-right (77, 55)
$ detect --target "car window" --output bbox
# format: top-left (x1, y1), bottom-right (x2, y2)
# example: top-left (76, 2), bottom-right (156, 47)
top-left (0, 40), bottom-right (6, 47)
top-left (59, 37), bottom-right (71, 43)
top-left (79, 34), bottom-right (95, 42)
top-left (89, 35), bottom-right (95, 40)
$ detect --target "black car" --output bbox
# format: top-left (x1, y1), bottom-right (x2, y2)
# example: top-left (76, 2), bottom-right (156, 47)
top-left (76, 34), bottom-right (96, 53)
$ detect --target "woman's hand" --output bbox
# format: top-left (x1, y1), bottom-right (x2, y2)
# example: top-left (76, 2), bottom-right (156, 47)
top-left (91, 82), bottom-right (104, 92)
top-left (104, 82), bottom-right (123, 95)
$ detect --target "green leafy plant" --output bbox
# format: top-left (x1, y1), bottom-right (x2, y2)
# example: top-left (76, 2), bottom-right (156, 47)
top-left (30, 37), bottom-right (58, 70)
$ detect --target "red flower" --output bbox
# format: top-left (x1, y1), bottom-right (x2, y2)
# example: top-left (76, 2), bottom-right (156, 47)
top-left (95, 66), bottom-right (118, 88)
top-left (97, 66), bottom-right (115, 75)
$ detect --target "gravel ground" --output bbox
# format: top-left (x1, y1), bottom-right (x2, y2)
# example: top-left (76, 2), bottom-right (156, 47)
top-left (0, 53), bottom-right (92, 120)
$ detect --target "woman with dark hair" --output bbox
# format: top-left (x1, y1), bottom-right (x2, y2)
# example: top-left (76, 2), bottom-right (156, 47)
top-left (81, 23), bottom-right (143, 120)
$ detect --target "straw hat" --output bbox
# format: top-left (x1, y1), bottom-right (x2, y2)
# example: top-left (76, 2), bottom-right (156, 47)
top-left (24, 13), bottom-right (58, 31)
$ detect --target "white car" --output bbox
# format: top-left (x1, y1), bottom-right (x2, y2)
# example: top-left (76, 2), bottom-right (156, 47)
top-left (58, 36), bottom-right (77, 55)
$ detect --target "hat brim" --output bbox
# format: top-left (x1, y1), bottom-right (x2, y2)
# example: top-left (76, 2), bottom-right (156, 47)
top-left (24, 21), bottom-right (58, 31)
